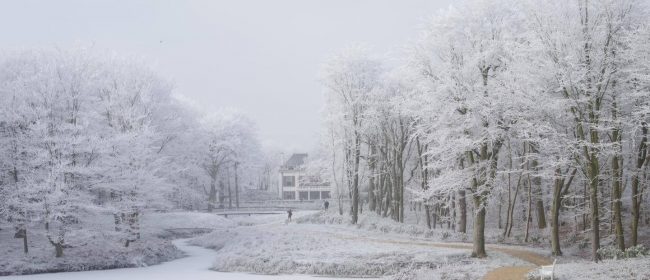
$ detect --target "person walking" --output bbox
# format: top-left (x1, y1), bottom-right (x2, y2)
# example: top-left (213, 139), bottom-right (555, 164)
top-left (287, 209), bottom-right (293, 222)
top-left (324, 200), bottom-right (329, 211)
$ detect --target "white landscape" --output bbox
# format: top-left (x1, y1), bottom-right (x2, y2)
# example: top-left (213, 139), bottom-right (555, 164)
top-left (1, 0), bottom-right (650, 280)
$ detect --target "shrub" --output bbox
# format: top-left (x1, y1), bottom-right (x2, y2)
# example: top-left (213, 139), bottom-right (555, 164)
top-left (598, 245), bottom-right (649, 260)
top-left (623, 245), bottom-right (648, 258)
top-left (597, 246), bottom-right (624, 260)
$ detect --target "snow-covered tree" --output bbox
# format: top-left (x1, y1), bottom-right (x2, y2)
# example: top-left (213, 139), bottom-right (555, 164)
top-left (321, 45), bottom-right (383, 224)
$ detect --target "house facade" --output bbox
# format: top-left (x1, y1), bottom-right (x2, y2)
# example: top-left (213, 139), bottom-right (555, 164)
top-left (278, 153), bottom-right (331, 200)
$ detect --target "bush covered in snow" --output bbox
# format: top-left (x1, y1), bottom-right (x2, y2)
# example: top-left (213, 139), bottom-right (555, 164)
top-left (597, 245), bottom-right (649, 260)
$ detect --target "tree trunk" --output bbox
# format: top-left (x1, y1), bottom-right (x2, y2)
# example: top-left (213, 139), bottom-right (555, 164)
top-left (631, 177), bottom-right (641, 246)
top-left (585, 132), bottom-right (601, 261)
top-left (458, 190), bottom-right (467, 233)
top-left (586, 120), bottom-right (601, 262)
top-left (350, 130), bottom-right (361, 224)
top-left (425, 205), bottom-right (432, 229)
top-left (525, 143), bottom-right (532, 243)
top-left (451, 193), bottom-right (456, 231)
top-left (208, 178), bottom-right (217, 212)
top-left (432, 203), bottom-right (438, 229)
top-left (235, 162), bottom-right (240, 209)
top-left (551, 170), bottom-right (563, 256)
top-left (472, 198), bottom-right (487, 258)
top-left (368, 145), bottom-right (377, 212)
top-left (227, 168), bottom-right (233, 209)
top-left (612, 147), bottom-right (625, 251)
top-left (550, 166), bottom-right (576, 256)
top-left (383, 173), bottom-right (391, 218)
top-left (113, 213), bottom-right (121, 231)
top-left (218, 180), bottom-right (225, 209)
top-left (507, 175), bottom-right (522, 238)
top-left (497, 193), bottom-right (502, 229)
top-left (23, 233), bottom-right (28, 254)
top-left (54, 243), bottom-right (63, 258)
top-left (525, 175), bottom-right (532, 243)
top-left (630, 121), bottom-right (647, 247)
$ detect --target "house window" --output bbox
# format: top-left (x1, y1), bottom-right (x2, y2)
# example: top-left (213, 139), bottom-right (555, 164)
top-left (309, 191), bottom-right (320, 200)
top-left (283, 191), bottom-right (295, 200)
top-left (321, 191), bottom-right (331, 199)
top-left (282, 176), bottom-right (295, 187)
top-left (299, 191), bottom-right (309, 200)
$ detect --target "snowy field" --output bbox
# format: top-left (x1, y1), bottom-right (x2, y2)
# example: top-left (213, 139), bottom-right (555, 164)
top-left (548, 258), bottom-right (650, 280)
top-left (2, 210), bottom-right (649, 279)
top-left (188, 210), bottom-right (529, 279)
top-left (0, 239), bottom-right (355, 280)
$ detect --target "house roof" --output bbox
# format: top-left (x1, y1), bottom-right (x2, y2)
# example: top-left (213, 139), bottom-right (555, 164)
top-left (284, 153), bottom-right (308, 168)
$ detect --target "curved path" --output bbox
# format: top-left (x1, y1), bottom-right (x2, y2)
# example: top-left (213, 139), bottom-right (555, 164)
top-left (481, 245), bottom-right (552, 280)
top-left (311, 228), bottom-right (552, 280)
top-left (1, 239), bottom-right (354, 280)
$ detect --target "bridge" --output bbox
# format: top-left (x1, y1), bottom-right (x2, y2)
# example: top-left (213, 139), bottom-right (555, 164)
top-left (213, 210), bottom-right (285, 218)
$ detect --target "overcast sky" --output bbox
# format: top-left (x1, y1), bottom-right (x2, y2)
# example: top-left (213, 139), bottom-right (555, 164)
top-left (0, 0), bottom-right (452, 152)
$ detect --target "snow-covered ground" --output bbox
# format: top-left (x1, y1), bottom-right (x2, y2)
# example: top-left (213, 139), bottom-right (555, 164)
top-left (525, 257), bottom-right (650, 280)
top-left (293, 210), bottom-right (650, 280)
top-left (188, 210), bottom-right (528, 279)
top-left (0, 238), bottom-right (355, 280)
top-left (0, 211), bottom-right (233, 276)
top-left (0, 213), bottom-right (182, 276)
top-left (3, 210), bottom-right (648, 279)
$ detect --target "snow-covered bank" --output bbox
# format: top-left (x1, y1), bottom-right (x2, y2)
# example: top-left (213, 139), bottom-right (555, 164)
top-left (0, 239), bottom-right (357, 280)
top-left (0, 215), bottom-right (181, 276)
top-left (0, 211), bottom-right (234, 276)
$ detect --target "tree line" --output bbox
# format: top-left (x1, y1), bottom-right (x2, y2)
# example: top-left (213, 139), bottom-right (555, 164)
top-left (0, 48), bottom-right (262, 257)
top-left (320, 0), bottom-right (649, 262)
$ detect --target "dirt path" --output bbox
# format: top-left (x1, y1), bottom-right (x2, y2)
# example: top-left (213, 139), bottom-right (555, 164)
top-left (481, 266), bottom-right (537, 280)
top-left (481, 245), bottom-right (552, 280)
top-left (305, 227), bottom-right (552, 280)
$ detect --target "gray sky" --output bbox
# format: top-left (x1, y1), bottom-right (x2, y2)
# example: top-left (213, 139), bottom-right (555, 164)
top-left (0, 0), bottom-right (452, 152)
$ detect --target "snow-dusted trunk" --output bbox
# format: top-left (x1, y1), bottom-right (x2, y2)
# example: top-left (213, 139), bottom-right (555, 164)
top-left (350, 128), bottom-right (361, 224)
top-left (227, 167), bottom-right (232, 209)
top-left (218, 180), bottom-right (226, 209)
top-left (46, 223), bottom-right (65, 258)
top-left (234, 162), bottom-right (239, 209)
top-left (470, 136), bottom-right (501, 257)
top-left (54, 243), bottom-right (63, 258)
top-left (458, 190), bottom-right (467, 233)
top-left (472, 197), bottom-right (487, 258)
top-left (207, 176), bottom-right (217, 212)
top-left (368, 144), bottom-right (377, 212)
top-left (630, 122), bottom-right (647, 246)
top-left (550, 169), bottom-right (563, 256)
top-left (525, 147), bottom-right (532, 243)
top-left (587, 151), bottom-right (601, 262)
top-left (611, 100), bottom-right (625, 251)
top-left (529, 144), bottom-right (546, 230)
top-left (550, 166), bottom-right (576, 256)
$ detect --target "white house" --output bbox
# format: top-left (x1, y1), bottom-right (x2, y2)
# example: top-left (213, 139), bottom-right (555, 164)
top-left (278, 153), bottom-right (331, 200)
